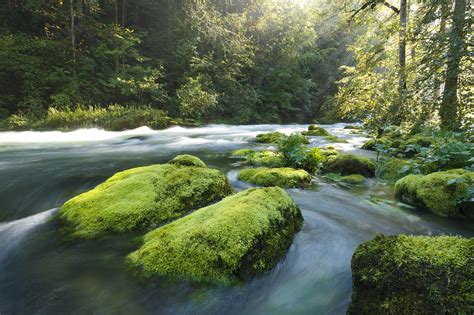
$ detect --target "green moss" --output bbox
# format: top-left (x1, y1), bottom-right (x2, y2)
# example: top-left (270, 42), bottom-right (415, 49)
top-left (324, 135), bottom-right (348, 143)
top-left (168, 154), bottom-right (207, 167)
top-left (395, 169), bottom-right (474, 218)
top-left (245, 151), bottom-right (286, 168)
top-left (255, 132), bottom-right (285, 143)
top-left (377, 158), bottom-right (417, 181)
top-left (343, 125), bottom-right (361, 130)
top-left (58, 161), bottom-right (233, 238)
top-left (341, 174), bottom-right (366, 184)
top-left (302, 125), bottom-right (330, 137)
top-left (230, 149), bottom-right (255, 157)
top-left (127, 187), bottom-right (303, 284)
top-left (361, 137), bottom-right (392, 150)
top-left (348, 234), bottom-right (473, 314)
top-left (238, 167), bottom-right (312, 188)
top-left (322, 154), bottom-right (376, 177)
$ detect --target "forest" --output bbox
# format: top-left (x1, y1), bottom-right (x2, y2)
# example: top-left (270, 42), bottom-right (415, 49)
top-left (1, 0), bottom-right (471, 130)
top-left (0, 1), bottom-right (473, 314)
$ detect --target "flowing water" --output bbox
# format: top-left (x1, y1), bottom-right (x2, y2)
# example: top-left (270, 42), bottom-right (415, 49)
top-left (0, 124), bottom-right (472, 314)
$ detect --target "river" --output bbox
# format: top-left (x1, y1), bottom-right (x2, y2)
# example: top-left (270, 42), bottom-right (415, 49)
top-left (0, 124), bottom-right (472, 314)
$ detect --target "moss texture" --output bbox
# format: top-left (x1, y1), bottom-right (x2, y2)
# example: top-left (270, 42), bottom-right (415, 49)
top-left (395, 169), bottom-right (474, 218)
top-left (58, 161), bottom-right (233, 238)
top-left (377, 158), bottom-right (416, 181)
top-left (127, 187), bottom-right (303, 284)
top-left (361, 137), bottom-right (392, 150)
top-left (238, 167), bottom-right (312, 188)
top-left (168, 154), bottom-right (207, 167)
top-left (255, 132), bottom-right (284, 143)
top-left (324, 135), bottom-right (348, 143)
top-left (341, 174), bottom-right (366, 184)
top-left (230, 148), bottom-right (255, 157)
top-left (322, 154), bottom-right (376, 177)
top-left (245, 150), bottom-right (286, 168)
top-left (348, 234), bottom-right (474, 314)
top-left (302, 125), bottom-right (330, 137)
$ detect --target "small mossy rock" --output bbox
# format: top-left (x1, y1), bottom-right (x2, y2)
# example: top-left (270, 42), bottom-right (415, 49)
top-left (245, 151), bottom-right (286, 168)
top-left (324, 135), bottom-right (348, 143)
top-left (58, 163), bottom-right (233, 238)
top-left (238, 167), bottom-right (312, 188)
top-left (127, 187), bottom-right (303, 284)
top-left (230, 149), bottom-right (255, 157)
top-left (343, 125), bottom-right (361, 130)
top-left (348, 234), bottom-right (474, 314)
top-left (341, 174), bottom-right (366, 184)
top-left (323, 154), bottom-right (376, 177)
top-left (302, 125), bottom-right (330, 137)
top-left (377, 158), bottom-right (417, 181)
top-left (395, 169), bottom-right (474, 218)
top-left (168, 154), bottom-right (206, 167)
top-left (361, 137), bottom-right (392, 150)
top-left (255, 132), bottom-right (284, 143)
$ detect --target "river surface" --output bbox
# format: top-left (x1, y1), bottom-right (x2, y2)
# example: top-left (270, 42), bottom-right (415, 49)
top-left (0, 124), bottom-right (472, 314)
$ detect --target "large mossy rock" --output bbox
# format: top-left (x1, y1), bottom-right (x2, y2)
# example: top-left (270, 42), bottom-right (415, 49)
top-left (127, 187), bottom-right (303, 284)
top-left (58, 161), bottom-right (233, 238)
top-left (348, 234), bottom-right (473, 314)
top-left (238, 167), bottom-right (312, 188)
top-left (302, 124), bottom-right (330, 137)
top-left (322, 154), bottom-right (376, 177)
top-left (395, 169), bottom-right (474, 219)
top-left (245, 150), bottom-right (286, 168)
top-left (255, 132), bottom-right (284, 143)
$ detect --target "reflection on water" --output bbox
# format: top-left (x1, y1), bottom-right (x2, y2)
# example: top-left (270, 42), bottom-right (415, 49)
top-left (0, 124), bottom-right (472, 314)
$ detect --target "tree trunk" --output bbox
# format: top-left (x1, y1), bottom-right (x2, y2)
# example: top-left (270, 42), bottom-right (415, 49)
top-left (70, 0), bottom-right (76, 65)
top-left (440, 0), bottom-right (467, 130)
top-left (115, 0), bottom-right (119, 72)
top-left (397, 0), bottom-right (407, 121)
top-left (434, 1), bottom-right (448, 101)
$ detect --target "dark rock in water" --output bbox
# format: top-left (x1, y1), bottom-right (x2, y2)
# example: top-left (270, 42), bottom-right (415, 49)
top-left (125, 136), bottom-right (149, 141)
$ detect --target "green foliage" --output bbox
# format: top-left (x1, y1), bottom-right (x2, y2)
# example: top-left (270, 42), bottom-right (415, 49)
top-left (58, 160), bottom-right (233, 238)
top-left (238, 167), bottom-right (312, 188)
top-left (0, 105), bottom-right (172, 131)
top-left (348, 234), bottom-right (474, 314)
top-left (395, 169), bottom-right (474, 218)
top-left (168, 155), bottom-right (206, 168)
top-left (230, 149), bottom-right (255, 157)
top-left (177, 76), bottom-right (218, 120)
top-left (255, 132), bottom-right (285, 143)
top-left (127, 187), bottom-right (303, 284)
top-left (245, 151), bottom-right (286, 168)
top-left (322, 154), bottom-right (376, 177)
top-left (377, 158), bottom-right (418, 181)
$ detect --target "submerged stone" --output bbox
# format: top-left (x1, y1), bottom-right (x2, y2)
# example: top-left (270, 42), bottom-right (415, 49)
top-left (168, 154), bottom-right (206, 167)
top-left (348, 234), bottom-right (473, 314)
top-left (340, 174), bottom-right (366, 184)
top-left (322, 154), bottom-right (376, 177)
top-left (255, 132), bottom-right (284, 143)
top-left (238, 167), bottom-right (312, 188)
top-left (127, 187), bottom-right (303, 284)
top-left (58, 159), bottom-right (233, 238)
top-left (395, 169), bottom-right (473, 219)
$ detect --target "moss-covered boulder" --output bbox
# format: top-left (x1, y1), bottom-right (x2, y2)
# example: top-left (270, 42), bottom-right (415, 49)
top-left (395, 169), bottom-right (474, 218)
top-left (361, 137), bottom-right (392, 150)
top-left (341, 174), bottom-right (366, 184)
top-left (255, 132), bottom-right (284, 143)
top-left (322, 154), bottom-right (376, 177)
top-left (245, 150), bottom-right (286, 168)
top-left (302, 125), bottom-right (330, 137)
top-left (230, 148), bottom-right (255, 157)
top-left (377, 158), bottom-right (417, 181)
top-left (127, 187), bottom-right (303, 284)
top-left (348, 234), bottom-right (473, 314)
top-left (343, 125), bottom-right (361, 130)
top-left (58, 161), bottom-right (233, 238)
top-left (168, 154), bottom-right (206, 167)
top-left (238, 167), bottom-right (312, 188)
